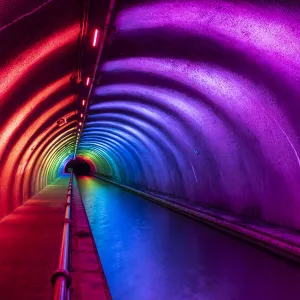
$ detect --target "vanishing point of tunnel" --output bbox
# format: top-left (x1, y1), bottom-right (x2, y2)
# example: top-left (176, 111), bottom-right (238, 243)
top-left (0, 0), bottom-right (300, 299)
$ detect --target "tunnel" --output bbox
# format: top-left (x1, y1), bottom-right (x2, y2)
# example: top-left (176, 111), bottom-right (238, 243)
top-left (64, 158), bottom-right (92, 175)
top-left (0, 0), bottom-right (300, 299)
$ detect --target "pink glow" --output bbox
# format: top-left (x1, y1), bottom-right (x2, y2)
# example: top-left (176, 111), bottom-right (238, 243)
top-left (86, 77), bottom-right (90, 86)
top-left (93, 29), bottom-right (99, 47)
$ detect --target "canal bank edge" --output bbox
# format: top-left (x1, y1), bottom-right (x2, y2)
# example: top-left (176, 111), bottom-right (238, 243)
top-left (91, 173), bottom-right (300, 264)
top-left (71, 176), bottom-right (112, 300)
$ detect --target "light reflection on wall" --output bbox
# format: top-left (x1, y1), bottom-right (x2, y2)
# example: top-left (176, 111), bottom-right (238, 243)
top-left (0, 24), bottom-right (79, 108)
top-left (78, 0), bottom-right (300, 229)
top-left (0, 12), bottom-right (79, 218)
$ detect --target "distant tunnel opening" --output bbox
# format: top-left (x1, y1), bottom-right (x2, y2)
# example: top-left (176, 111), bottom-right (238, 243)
top-left (64, 158), bottom-right (91, 175)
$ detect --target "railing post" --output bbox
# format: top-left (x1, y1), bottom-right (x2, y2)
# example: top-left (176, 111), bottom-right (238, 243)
top-left (51, 171), bottom-right (73, 300)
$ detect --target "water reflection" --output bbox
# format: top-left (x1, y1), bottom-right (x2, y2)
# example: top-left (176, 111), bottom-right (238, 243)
top-left (78, 176), bottom-right (300, 300)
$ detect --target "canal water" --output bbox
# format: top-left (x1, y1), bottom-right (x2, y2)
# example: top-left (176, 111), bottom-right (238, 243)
top-left (77, 176), bottom-right (300, 300)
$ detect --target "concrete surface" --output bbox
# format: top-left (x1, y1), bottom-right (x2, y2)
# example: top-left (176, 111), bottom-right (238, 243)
top-left (0, 177), bottom-right (68, 299)
top-left (71, 176), bottom-right (111, 300)
top-left (0, 175), bottom-right (111, 299)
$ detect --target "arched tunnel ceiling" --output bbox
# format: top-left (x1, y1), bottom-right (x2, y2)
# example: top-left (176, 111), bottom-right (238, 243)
top-left (0, 0), bottom-right (82, 217)
top-left (1, 0), bottom-right (300, 230)
top-left (78, 0), bottom-right (300, 229)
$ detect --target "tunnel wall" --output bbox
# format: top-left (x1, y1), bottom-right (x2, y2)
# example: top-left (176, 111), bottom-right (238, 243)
top-left (0, 0), bottom-right (81, 219)
top-left (78, 0), bottom-right (300, 229)
top-left (1, 0), bottom-right (300, 230)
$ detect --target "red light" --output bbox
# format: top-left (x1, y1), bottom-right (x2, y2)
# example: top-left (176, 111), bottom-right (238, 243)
top-left (80, 113), bottom-right (83, 118)
top-left (79, 122), bottom-right (82, 126)
top-left (82, 99), bottom-right (86, 106)
top-left (86, 77), bottom-right (90, 86)
top-left (93, 29), bottom-right (99, 47)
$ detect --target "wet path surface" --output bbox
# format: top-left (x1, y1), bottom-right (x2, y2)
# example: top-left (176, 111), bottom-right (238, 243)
top-left (78, 176), bottom-right (300, 300)
top-left (0, 176), bottom-right (68, 300)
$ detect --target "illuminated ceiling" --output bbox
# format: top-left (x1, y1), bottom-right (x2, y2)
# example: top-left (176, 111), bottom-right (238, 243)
top-left (1, 0), bottom-right (300, 229)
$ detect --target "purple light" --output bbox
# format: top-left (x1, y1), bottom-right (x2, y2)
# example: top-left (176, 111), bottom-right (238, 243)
top-left (78, 0), bottom-right (300, 229)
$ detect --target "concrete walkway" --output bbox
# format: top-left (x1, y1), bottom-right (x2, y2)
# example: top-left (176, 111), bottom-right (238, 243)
top-left (0, 177), bottom-right (68, 299)
top-left (71, 176), bottom-right (111, 300)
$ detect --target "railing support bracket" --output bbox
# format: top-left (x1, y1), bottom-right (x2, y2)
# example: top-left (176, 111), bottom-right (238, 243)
top-left (51, 269), bottom-right (72, 288)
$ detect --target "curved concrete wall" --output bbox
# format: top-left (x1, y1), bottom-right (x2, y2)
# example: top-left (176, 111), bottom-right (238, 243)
top-left (1, 0), bottom-right (300, 230)
top-left (0, 1), bottom-right (81, 218)
top-left (78, 0), bottom-right (300, 229)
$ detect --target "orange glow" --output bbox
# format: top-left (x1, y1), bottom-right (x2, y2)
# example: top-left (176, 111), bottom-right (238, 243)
top-left (79, 122), bottom-right (82, 126)
top-left (0, 76), bottom-right (70, 158)
top-left (0, 96), bottom-right (74, 215)
top-left (17, 117), bottom-right (76, 203)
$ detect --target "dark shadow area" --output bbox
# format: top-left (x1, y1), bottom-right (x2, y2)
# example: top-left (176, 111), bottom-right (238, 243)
top-left (65, 158), bottom-right (91, 175)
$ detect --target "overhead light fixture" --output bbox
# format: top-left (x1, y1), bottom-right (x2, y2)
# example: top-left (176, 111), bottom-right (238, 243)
top-left (93, 29), bottom-right (99, 47)
top-left (57, 118), bottom-right (67, 127)
top-left (86, 77), bottom-right (90, 86)
top-left (79, 122), bottom-right (82, 126)
top-left (82, 99), bottom-right (86, 106)
top-left (80, 113), bottom-right (83, 118)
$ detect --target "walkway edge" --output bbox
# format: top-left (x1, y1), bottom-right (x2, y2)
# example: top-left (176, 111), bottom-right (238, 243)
top-left (71, 176), bottom-right (112, 300)
top-left (92, 174), bottom-right (300, 263)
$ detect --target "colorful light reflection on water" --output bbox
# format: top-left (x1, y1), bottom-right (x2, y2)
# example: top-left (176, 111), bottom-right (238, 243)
top-left (78, 176), bottom-right (300, 300)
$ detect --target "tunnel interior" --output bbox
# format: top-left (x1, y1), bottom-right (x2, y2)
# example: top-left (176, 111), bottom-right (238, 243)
top-left (0, 0), bottom-right (300, 232)
top-left (1, 1), bottom-right (300, 299)
top-left (64, 158), bottom-right (92, 175)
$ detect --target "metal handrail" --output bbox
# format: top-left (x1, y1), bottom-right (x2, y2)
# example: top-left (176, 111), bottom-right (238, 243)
top-left (51, 172), bottom-right (73, 300)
